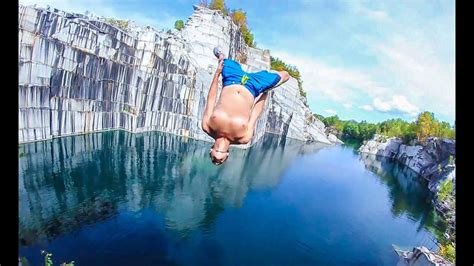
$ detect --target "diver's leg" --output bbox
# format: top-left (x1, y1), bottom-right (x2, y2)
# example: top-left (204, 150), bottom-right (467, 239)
top-left (273, 71), bottom-right (290, 87)
top-left (263, 70), bottom-right (290, 93)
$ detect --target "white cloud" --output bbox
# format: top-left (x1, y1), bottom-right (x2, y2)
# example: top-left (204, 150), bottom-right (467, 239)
top-left (372, 98), bottom-right (392, 112)
top-left (270, 50), bottom-right (389, 105)
top-left (350, 2), bottom-right (389, 22)
top-left (324, 109), bottom-right (337, 115)
top-left (389, 95), bottom-right (419, 115)
top-left (343, 102), bottom-right (353, 109)
top-left (265, 1), bottom-right (454, 122)
top-left (374, 35), bottom-right (454, 118)
top-left (270, 27), bottom-right (453, 121)
top-left (372, 95), bottom-right (419, 116)
top-left (365, 10), bottom-right (388, 21)
top-left (360, 105), bottom-right (374, 111)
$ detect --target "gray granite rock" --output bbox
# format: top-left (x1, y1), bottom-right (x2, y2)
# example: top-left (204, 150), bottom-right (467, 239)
top-left (359, 135), bottom-right (455, 179)
top-left (359, 134), bottom-right (456, 245)
top-left (394, 246), bottom-right (453, 266)
top-left (327, 133), bottom-right (344, 144)
top-left (18, 4), bottom-right (338, 146)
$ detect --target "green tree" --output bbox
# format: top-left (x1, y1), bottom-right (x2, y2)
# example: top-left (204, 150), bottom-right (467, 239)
top-left (414, 111), bottom-right (454, 142)
top-left (230, 9), bottom-right (246, 26)
top-left (313, 111), bottom-right (453, 143)
top-left (323, 115), bottom-right (344, 132)
top-left (438, 179), bottom-right (454, 202)
top-left (41, 251), bottom-right (75, 266)
top-left (358, 121), bottom-right (377, 140)
top-left (343, 122), bottom-right (360, 138)
top-left (227, 8), bottom-right (255, 47)
top-left (174, 20), bottom-right (184, 30)
top-left (270, 56), bottom-right (306, 104)
top-left (403, 122), bottom-right (417, 143)
top-left (208, 0), bottom-right (229, 14)
top-left (438, 121), bottom-right (454, 139)
top-left (439, 243), bottom-right (455, 263)
top-left (240, 24), bottom-right (255, 47)
top-left (209, 0), bottom-right (225, 11)
top-left (416, 111), bottom-right (435, 143)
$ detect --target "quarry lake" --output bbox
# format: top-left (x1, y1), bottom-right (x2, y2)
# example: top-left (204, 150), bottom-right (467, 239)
top-left (19, 131), bottom-right (446, 265)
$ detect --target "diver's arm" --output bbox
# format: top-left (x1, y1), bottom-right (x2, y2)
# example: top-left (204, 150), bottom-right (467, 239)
top-left (202, 60), bottom-right (223, 133)
top-left (244, 92), bottom-right (269, 142)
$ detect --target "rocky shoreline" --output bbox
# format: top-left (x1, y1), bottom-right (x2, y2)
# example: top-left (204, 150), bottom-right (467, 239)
top-left (359, 134), bottom-right (455, 264)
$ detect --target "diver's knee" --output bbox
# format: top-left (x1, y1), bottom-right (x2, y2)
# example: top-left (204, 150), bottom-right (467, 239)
top-left (279, 71), bottom-right (290, 82)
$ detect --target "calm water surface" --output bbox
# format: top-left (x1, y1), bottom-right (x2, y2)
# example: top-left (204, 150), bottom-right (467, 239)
top-left (19, 131), bottom-right (446, 265)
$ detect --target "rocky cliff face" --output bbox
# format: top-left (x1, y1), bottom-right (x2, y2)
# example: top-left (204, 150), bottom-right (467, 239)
top-left (358, 135), bottom-right (456, 204)
top-left (359, 134), bottom-right (456, 245)
top-left (18, 4), bottom-right (338, 146)
top-left (358, 134), bottom-right (455, 180)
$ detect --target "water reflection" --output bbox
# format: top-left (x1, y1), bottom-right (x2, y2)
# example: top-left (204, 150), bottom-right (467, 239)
top-left (19, 131), bottom-right (328, 246)
top-left (359, 153), bottom-right (446, 242)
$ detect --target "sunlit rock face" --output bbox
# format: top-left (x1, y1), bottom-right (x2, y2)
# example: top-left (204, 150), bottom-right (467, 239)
top-left (18, 4), bottom-right (336, 146)
top-left (359, 135), bottom-right (455, 178)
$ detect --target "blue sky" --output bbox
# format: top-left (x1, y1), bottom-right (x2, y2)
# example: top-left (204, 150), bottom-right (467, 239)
top-left (19, 0), bottom-right (455, 125)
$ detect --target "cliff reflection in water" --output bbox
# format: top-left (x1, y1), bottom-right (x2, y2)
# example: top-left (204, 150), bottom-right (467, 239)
top-left (359, 153), bottom-right (446, 240)
top-left (19, 131), bottom-right (327, 246)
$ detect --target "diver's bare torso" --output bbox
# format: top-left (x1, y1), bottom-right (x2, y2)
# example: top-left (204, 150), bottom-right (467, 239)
top-left (205, 84), bottom-right (255, 144)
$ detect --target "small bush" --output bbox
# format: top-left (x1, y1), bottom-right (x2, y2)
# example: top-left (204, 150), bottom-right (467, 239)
top-left (104, 18), bottom-right (129, 31)
top-left (174, 20), bottom-right (184, 31)
top-left (439, 243), bottom-right (455, 263)
top-left (41, 251), bottom-right (75, 266)
top-left (438, 179), bottom-right (454, 202)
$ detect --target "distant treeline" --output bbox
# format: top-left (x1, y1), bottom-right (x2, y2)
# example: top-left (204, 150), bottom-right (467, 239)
top-left (315, 111), bottom-right (455, 144)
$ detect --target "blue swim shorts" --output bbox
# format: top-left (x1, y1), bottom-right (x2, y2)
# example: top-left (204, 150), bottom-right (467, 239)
top-left (221, 59), bottom-right (281, 97)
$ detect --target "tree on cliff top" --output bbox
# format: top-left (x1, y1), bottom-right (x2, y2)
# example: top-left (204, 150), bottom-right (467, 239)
top-left (415, 111), bottom-right (454, 143)
top-left (270, 56), bottom-right (307, 105)
top-left (209, 0), bottom-right (229, 15)
top-left (104, 17), bottom-right (129, 32)
top-left (230, 9), bottom-right (255, 47)
top-left (207, 1), bottom-right (255, 47)
top-left (209, 0), bottom-right (224, 10)
top-left (416, 111), bottom-right (435, 143)
top-left (231, 9), bottom-right (246, 26)
top-left (174, 20), bottom-right (185, 31)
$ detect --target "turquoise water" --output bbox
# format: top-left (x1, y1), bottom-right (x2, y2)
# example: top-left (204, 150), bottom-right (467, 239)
top-left (19, 131), bottom-right (446, 265)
